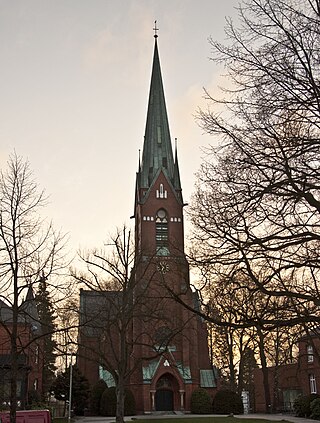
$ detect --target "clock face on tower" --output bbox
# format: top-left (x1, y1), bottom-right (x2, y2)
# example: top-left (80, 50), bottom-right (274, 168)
top-left (157, 261), bottom-right (170, 274)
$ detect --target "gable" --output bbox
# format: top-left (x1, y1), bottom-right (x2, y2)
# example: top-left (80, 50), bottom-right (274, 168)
top-left (79, 290), bottom-right (123, 337)
top-left (138, 168), bottom-right (182, 207)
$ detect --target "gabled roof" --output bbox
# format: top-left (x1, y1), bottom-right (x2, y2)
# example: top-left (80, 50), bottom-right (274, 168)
top-left (138, 37), bottom-right (182, 196)
top-left (200, 369), bottom-right (218, 388)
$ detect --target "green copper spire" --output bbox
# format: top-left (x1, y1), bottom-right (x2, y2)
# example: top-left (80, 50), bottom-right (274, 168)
top-left (140, 36), bottom-right (176, 188)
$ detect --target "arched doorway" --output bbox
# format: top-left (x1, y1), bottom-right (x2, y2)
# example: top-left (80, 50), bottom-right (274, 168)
top-left (155, 374), bottom-right (177, 411)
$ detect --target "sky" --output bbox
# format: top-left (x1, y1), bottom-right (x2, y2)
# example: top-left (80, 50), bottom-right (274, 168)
top-left (0, 0), bottom-right (239, 256)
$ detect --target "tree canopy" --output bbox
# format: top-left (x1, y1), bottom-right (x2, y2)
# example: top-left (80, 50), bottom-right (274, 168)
top-left (190, 0), bottom-right (320, 329)
top-left (0, 153), bottom-right (65, 422)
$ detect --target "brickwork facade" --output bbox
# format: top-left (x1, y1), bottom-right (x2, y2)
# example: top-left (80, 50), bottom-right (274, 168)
top-left (254, 334), bottom-right (320, 413)
top-left (0, 293), bottom-right (43, 408)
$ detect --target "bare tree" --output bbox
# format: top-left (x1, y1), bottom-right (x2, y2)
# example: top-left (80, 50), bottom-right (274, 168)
top-left (205, 291), bottom-right (255, 392)
top-left (0, 153), bottom-right (65, 423)
top-left (182, 265), bottom-right (302, 411)
top-left (73, 227), bottom-right (185, 423)
top-left (189, 0), bottom-right (320, 325)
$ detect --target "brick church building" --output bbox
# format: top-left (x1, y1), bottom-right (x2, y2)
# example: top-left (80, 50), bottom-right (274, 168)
top-left (78, 32), bottom-right (217, 414)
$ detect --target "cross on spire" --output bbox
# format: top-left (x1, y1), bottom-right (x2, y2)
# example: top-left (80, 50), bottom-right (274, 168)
top-left (153, 20), bottom-right (159, 38)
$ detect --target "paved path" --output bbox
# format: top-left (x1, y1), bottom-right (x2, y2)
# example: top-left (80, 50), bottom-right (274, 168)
top-left (74, 414), bottom-right (317, 423)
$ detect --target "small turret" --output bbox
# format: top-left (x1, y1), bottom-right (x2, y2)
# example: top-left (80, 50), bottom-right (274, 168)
top-left (22, 284), bottom-right (41, 335)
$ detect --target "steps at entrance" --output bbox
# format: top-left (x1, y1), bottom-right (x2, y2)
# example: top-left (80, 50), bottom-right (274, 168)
top-left (153, 411), bottom-right (175, 415)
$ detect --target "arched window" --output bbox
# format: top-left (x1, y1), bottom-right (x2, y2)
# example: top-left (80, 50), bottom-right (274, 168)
top-left (156, 183), bottom-right (167, 198)
top-left (156, 209), bottom-right (169, 256)
top-left (156, 376), bottom-right (173, 390)
top-left (307, 345), bottom-right (314, 363)
top-left (35, 345), bottom-right (39, 364)
top-left (154, 326), bottom-right (172, 350)
top-left (310, 374), bottom-right (317, 393)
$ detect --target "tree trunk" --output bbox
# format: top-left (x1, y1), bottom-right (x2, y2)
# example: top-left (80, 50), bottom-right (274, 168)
top-left (237, 332), bottom-right (245, 395)
top-left (116, 380), bottom-right (125, 423)
top-left (273, 328), bottom-right (280, 412)
top-left (10, 269), bottom-right (19, 423)
top-left (227, 330), bottom-right (237, 391)
top-left (10, 336), bottom-right (18, 423)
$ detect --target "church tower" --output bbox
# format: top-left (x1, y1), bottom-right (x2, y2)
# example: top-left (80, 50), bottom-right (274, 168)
top-left (130, 30), bottom-right (216, 414)
top-left (135, 33), bottom-right (183, 260)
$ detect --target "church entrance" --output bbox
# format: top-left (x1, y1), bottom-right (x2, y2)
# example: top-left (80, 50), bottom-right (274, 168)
top-left (155, 389), bottom-right (173, 411)
top-left (155, 374), bottom-right (176, 411)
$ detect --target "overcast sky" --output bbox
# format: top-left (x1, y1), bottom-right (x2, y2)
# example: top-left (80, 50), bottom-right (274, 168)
top-left (0, 0), bottom-right (239, 254)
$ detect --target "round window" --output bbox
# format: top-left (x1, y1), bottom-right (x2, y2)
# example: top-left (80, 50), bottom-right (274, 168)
top-left (157, 209), bottom-right (166, 219)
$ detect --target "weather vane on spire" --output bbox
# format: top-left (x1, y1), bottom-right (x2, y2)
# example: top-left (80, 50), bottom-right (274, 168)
top-left (153, 20), bottom-right (159, 38)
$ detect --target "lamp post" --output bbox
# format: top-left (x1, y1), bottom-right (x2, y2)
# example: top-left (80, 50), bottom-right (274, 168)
top-left (68, 352), bottom-right (73, 423)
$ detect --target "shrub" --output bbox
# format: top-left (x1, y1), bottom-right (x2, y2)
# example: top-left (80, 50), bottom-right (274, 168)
top-left (90, 379), bottom-right (107, 415)
top-left (100, 387), bottom-right (116, 416)
top-left (100, 387), bottom-right (135, 416)
top-left (311, 398), bottom-right (320, 419)
top-left (212, 390), bottom-right (244, 414)
top-left (294, 395), bottom-right (310, 417)
top-left (294, 394), bottom-right (320, 417)
top-left (27, 389), bottom-right (42, 407)
top-left (190, 388), bottom-right (212, 414)
top-left (124, 388), bottom-right (136, 416)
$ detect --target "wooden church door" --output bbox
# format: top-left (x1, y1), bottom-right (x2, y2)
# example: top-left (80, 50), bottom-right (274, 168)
top-left (155, 375), bottom-right (175, 411)
top-left (155, 389), bottom-right (173, 411)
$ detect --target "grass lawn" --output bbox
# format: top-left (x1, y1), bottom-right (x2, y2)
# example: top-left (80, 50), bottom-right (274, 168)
top-left (52, 418), bottom-right (293, 423)
top-left (132, 419), bottom-right (292, 423)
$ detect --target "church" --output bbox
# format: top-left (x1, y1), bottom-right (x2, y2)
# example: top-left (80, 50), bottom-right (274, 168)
top-left (78, 31), bottom-right (217, 414)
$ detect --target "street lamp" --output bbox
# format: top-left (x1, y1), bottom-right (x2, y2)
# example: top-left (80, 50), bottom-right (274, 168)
top-left (68, 352), bottom-right (73, 423)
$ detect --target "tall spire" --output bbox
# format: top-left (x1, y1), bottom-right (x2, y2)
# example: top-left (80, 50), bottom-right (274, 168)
top-left (139, 32), bottom-right (176, 189)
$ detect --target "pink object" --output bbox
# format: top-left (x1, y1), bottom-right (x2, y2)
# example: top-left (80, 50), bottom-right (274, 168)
top-left (0, 409), bottom-right (51, 423)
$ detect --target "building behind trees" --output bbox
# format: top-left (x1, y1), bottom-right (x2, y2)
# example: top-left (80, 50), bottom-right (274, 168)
top-left (77, 33), bottom-right (217, 414)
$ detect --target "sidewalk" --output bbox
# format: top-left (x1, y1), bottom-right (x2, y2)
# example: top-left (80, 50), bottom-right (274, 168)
top-left (74, 414), bottom-right (317, 423)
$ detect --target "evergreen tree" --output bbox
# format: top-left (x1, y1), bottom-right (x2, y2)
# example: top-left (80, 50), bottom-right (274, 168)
top-left (35, 275), bottom-right (57, 399)
top-left (51, 365), bottom-right (89, 415)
